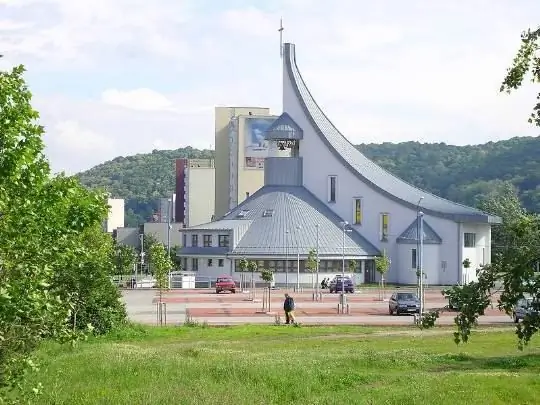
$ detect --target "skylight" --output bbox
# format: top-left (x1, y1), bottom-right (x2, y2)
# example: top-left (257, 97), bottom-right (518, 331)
top-left (262, 209), bottom-right (274, 217)
top-left (236, 210), bottom-right (249, 218)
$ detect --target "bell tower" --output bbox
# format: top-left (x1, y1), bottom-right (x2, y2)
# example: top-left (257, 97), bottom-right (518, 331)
top-left (263, 112), bottom-right (304, 186)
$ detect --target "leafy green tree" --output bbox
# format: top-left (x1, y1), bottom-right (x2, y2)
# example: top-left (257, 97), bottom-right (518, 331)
top-left (114, 244), bottom-right (137, 278)
top-left (0, 65), bottom-right (125, 402)
top-left (238, 257), bottom-right (249, 272)
top-left (500, 26), bottom-right (540, 127)
top-left (422, 196), bottom-right (540, 349)
top-left (306, 249), bottom-right (318, 289)
top-left (149, 243), bottom-right (174, 304)
top-left (375, 250), bottom-right (391, 299)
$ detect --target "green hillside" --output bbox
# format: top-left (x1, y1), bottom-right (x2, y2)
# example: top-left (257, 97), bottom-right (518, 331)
top-left (76, 136), bottom-right (540, 226)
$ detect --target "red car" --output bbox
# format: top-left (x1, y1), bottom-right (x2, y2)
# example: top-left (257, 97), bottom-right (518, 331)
top-left (215, 275), bottom-right (236, 294)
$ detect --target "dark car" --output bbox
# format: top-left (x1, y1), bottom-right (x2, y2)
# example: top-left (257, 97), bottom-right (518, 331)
top-left (215, 275), bottom-right (236, 294)
top-left (389, 291), bottom-right (420, 315)
top-left (329, 276), bottom-right (354, 293)
top-left (512, 297), bottom-right (538, 323)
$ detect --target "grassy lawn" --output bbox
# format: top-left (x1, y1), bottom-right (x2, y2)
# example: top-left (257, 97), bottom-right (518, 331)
top-left (29, 324), bottom-right (540, 405)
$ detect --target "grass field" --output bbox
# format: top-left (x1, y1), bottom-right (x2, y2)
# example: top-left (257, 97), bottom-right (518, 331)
top-left (28, 324), bottom-right (540, 405)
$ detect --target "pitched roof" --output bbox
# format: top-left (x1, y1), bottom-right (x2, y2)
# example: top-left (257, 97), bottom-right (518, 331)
top-left (396, 218), bottom-right (443, 245)
top-left (190, 185), bottom-right (380, 258)
top-left (283, 43), bottom-right (501, 225)
top-left (265, 112), bottom-right (304, 141)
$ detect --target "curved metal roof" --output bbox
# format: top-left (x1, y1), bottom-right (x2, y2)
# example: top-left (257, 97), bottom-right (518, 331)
top-left (283, 43), bottom-right (501, 224)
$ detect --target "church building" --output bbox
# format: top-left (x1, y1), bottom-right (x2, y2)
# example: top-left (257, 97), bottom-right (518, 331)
top-left (177, 42), bottom-right (501, 286)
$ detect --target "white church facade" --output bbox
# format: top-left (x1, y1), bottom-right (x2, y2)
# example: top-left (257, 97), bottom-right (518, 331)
top-left (178, 42), bottom-right (501, 286)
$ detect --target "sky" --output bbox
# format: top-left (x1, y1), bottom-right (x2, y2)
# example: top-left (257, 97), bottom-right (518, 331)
top-left (1, 0), bottom-right (539, 174)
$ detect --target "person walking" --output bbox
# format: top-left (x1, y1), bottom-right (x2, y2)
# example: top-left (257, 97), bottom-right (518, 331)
top-left (283, 293), bottom-right (297, 325)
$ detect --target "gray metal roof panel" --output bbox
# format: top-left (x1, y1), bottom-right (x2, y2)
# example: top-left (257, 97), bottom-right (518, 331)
top-left (219, 185), bottom-right (381, 257)
top-left (283, 43), bottom-right (502, 225)
top-left (396, 218), bottom-right (443, 245)
top-left (182, 220), bottom-right (252, 231)
top-left (265, 112), bottom-right (304, 141)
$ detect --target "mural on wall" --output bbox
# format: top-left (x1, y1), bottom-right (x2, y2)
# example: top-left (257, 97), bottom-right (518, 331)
top-left (244, 117), bottom-right (275, 169)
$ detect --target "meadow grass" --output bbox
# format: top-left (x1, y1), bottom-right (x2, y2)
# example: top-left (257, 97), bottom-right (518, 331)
top-left (29, 324), bottom-right (540, 405)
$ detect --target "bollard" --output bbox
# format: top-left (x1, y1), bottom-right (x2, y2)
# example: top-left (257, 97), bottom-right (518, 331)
top-left (319, 292), bottom-right (323, 302)
top-left (346, 304), bottom-right (350, 315)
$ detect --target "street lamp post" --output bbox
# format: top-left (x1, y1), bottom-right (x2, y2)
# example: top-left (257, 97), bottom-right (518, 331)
top-left (340, 221), bottom-right (352, 312)
top-left (419, 211), bottom-right (425, 317)
top-left (315, 224), bottom-right (320, 300)
top-left (416, 196), bottom-right (424, 316)
top-left (285, 229), bottom-right (290, 290)
top-left (296, 225), bottom-right (302, 291)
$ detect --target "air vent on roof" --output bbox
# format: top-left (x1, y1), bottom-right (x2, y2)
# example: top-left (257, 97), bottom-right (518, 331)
top-left (236, 210), bottom-right (249, 218)
top-left (262, 209), bottom-right (274, 218)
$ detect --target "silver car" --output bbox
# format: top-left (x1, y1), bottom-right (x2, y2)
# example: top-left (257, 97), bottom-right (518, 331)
top-left (389, 291), bottom-right (420, 315)
top-left (512, 297), bottom-right (538, 323)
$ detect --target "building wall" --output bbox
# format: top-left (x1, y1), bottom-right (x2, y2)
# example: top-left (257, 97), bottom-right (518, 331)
top-left (116, 227), bottom-right (139, 248)
top-left (106, 198), bottom-right (125, 233)
top-left (397, 244), bottom-right (441, 285)
top-left (214, 106), bottom-right (271, 219)
top-left (175, 159), bottom-right (187, 223)
top-left (143, 222), bottom-right (183, 247)
top-left (461, 223), bottom-right (491, 283)
top-left (186, 160), bottom-right (215, 227)
top-left (282, 62), bottom-right (467, 284)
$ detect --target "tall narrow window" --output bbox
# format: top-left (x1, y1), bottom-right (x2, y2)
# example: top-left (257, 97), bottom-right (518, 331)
top-left (411, 248), bottom-right (417, 269)
top-left (327, 175), bottom-right (337, 203)
top-left (191, 234), bottom-right (198, 247)
top-left (353, 198), bottom-right (363, 225)
top-left (191, 258), bottom-right (198, 271)
top-left (380, 213), bottom-right (389, 241)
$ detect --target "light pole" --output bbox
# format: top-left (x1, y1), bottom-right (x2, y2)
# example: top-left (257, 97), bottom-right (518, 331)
top-left (138, 233), bottom-right (145, 284)
top-left (416, 197), bottom-right (424, 303)
top-left (296, 225), bottom-right (302, 291)
top-left (340, 221), bottom-right (352, 310)
top-left (419, 210), bottom-right (425, 317)
top-left (285, 229), bottom-right (290, 290)
top-left (315, 224), bottom-right (320, 299)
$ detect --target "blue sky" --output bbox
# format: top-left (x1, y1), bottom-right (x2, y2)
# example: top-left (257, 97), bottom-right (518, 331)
top-left (1, 0), bottom-right (539, 174)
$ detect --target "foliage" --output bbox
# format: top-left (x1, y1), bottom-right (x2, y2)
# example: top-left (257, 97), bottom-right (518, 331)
top-left (306, 249), bottom-right (317, 273)
top-left (238, 257), bottom-right (249, 272)
top-left (169, 244), bottom-right (182, 270)
top-left (247, 260), bottom-right (258, 274)
top-left (374, 250), bottom-right (391, 277)
top-left (0, 65), bottom-right (126, 403)
top-left (27, 327), bottom-right (540, 405)
top-left (421, 192), bottom-right (540, 349)
top-left (77, 137), bottom-right (540, 225)
top-left (260, 269), bottom-right (274, 284)
top-left (114, 244), bottom-right (137, 276)
top-left (148, 243), bottom-right (173, 303)
top-left (500, 27), bottom-right (540, 127)
top-left (75, 148), bottom-right (214, 226)
top-left (348, 260), bottom-right (357, 273)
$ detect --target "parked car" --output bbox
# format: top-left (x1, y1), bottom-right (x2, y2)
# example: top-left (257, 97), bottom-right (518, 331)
top-left (329, 276), bottom-right (354, 293)
top-left (216, 275), bottom-right (236, 294)
top-left (389, 291), bottom-right (420, 315)
top-left (512, 297), bottom-right (538, 323)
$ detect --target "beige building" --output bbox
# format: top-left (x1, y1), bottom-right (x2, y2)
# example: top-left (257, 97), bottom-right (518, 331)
top-left (104, 198), bottom-right (125, 233)
top-left (214, 107), bottom-right (277, 219)
top-left (143, 222), bottom-right (183, 247)
top-left (175, 158), bottom-right (215, 227)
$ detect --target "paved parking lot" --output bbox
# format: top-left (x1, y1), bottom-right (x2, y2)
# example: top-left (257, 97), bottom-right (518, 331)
top-left (122, 287), bottom-right (512, 326)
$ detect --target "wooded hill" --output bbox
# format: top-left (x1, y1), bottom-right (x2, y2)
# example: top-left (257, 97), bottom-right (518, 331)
top-left (76, 136), bottom-right (540, 226)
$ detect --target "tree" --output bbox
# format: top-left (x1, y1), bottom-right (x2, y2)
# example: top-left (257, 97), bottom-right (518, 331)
top-left (421, 195), bottom-right (540, 349)
top-left (500, 27), bottom-right (540, 127)
top-left (238, 257), bottom-right (249, 273)
top-left (149, 243), bottom-right (174, 325)
top-left (0, 65), bottom-right (125, 402)
top-left (169, 244), bottom-right (182, 270)
top-left (143, 233), bottom-right (160, 274)
top-left (374, 250), bottom-right (391, 299)
top-left (247, 260), bottom-right (258, 294)
top-left (260, 268), bottom-right (274, 312)
top-left (114, 244), bottom-right (137, 278)
top-left (306, 249), bottom-right (318, 291)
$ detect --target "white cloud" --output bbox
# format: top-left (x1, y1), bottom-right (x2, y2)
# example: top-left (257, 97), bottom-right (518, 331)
top-left (101, 88), bottom-right (174, 112)
top-left (1, 0), bottom-right (539, 174)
